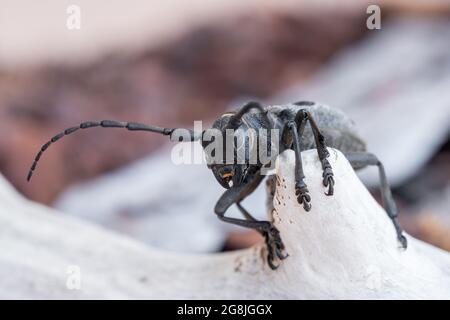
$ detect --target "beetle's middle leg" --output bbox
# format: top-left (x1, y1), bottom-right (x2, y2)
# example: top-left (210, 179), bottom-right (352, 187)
top-left (295, 110), bottom-right (335, 196)
top-left (285, 120), bottom-right (312, 211)
top-left (215, 173), bottom-right (288, 269)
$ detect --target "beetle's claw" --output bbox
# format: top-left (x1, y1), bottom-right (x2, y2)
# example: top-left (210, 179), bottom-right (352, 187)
top-left (302, 199), bottom-right (312, 211)
top-left (322, 160), bottom-right (335, 196)
top-left (276, 247), bottom-right (289, 260)
top-left (267, 255), bottom-right (279, 270)
top-left (399, 234), bottom-right (408, 249)
top-left (295, 183), bottom-right (312, 212)
top-left (263, 225), bottom-right (288, 270)
top-left (323, 175), bottom-right (334, 196)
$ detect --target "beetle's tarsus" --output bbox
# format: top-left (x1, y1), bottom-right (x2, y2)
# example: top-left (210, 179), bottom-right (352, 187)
top-left (295, 183), bottom-right (311, 211)
top-left (267, 253), bottom-right (279, 270)
top-left (392, 218), bottom-right (408, 249)
top-left (401, 235), bottom-right (408, 249)
top-left (320, 156), bottom-right (335, 197)
top-left (263, 225), bottom-right (288, 270)
top-left (276, 248), bottom-right (289, 260)
top-left (298, 195), bottom-right (312, 211)
top-left (323, 175), bottom-right (334, 196)
top-left (399, 234), bottom-right (408, 249)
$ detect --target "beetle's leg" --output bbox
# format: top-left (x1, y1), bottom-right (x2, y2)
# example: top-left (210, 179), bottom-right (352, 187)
top-left (296, 110), bottom-right (335, 196)
top-left (345, 152), bottom-right (407, 249)
top-left (285, 121), bottom-right (312, 211)
top-left (234, 175), bottom-right (276, 225)
top-left (236, 202), bottom-right (289, 261)
top-left (236, 202), bottom-right (258, 223)
top-left (263, 174), bottom-right (289, 260)
top-left (215, 173), bottom-right (288, 269)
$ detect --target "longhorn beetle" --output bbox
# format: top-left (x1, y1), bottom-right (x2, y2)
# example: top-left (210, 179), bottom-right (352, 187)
top-left (27, 101), bottom-right (407, 269)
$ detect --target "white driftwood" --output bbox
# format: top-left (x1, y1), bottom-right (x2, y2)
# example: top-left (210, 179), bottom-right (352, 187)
top-left (1, 149), bottom-right (449, 299)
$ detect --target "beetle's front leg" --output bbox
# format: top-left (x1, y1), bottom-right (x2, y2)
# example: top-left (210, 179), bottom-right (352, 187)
top-left (295, 110), bottom-right (335, 196)
top-left (285, 121), bottom-right (312, 211)
top-left (214, 174), bottom-right (288, 269)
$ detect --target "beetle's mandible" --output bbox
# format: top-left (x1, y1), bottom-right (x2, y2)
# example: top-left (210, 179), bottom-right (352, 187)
top-left (27, 101), bottom-right (407, 269)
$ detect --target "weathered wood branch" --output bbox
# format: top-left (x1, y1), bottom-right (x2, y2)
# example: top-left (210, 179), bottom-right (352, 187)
top-left (0, 149), bottom-right (449, 299)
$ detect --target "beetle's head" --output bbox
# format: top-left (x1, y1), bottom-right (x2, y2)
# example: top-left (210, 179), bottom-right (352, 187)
top-left (201, 113), bottom-right (252, 189)
top-left (201, 134), bottom-right (244, 189)
top-left (201, 129), bottom-right (246, 189)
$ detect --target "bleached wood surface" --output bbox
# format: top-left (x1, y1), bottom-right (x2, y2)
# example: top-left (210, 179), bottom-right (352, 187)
top-left (1, 149), bottom-right (449, 299)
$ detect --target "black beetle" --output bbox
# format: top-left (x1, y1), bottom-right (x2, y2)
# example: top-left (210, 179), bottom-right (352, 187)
top-left (28, 101), bottom-right (407, 269)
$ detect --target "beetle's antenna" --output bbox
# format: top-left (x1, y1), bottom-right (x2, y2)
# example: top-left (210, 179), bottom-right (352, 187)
top-left (224, 101), bottom-right (267, 130)
top-left (27, 120), bottom-right (198, 181)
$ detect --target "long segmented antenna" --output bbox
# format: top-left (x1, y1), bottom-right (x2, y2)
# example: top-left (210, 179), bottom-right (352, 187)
top-left (27, 120), bottom-right (196, 181)
top-left (224, 101), bottom-right (267, 130)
